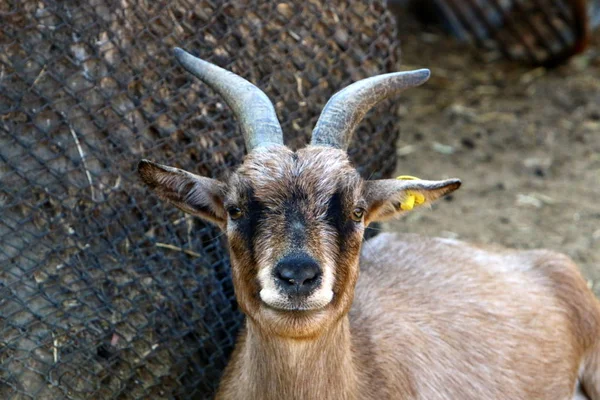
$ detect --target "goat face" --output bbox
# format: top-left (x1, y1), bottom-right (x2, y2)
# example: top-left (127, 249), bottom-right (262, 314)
top-left (138, 48), bottom-right (461, 338)
top-left (226, 146), bottom-right (364, 337)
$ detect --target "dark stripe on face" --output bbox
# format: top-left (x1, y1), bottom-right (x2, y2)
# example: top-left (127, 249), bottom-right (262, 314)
top-left (236, 188), bottom-right (266, 257)
top-left (284, 192), bottom-right (308, 247)
top-left (325, 191), bottom-right (355, 252)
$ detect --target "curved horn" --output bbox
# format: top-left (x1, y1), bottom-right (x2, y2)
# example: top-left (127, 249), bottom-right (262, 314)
top-left (310, 69), bottom-right (431, 150)
top-left (173, 48), bottom-right (284, 152)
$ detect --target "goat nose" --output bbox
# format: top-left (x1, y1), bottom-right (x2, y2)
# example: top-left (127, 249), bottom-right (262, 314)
top-left (274, 255), bottom-right (321, 295)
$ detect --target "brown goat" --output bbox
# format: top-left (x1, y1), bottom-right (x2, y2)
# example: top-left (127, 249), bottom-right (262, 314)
top-left (139, 48), bottom-right (600, 399)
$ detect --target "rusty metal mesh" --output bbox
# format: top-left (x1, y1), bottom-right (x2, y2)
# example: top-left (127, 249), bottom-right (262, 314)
top-left (0, 1), bottom-right (402, 398)
top-left (403, 0), bottom-right (596, 66)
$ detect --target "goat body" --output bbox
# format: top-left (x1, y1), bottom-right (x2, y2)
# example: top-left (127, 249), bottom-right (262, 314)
top-left (217, 233), bottom-right (600, 399)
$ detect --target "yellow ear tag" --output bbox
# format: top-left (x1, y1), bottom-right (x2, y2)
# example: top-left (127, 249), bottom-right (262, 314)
top-left (396, 175), bottom-right (425, 211)
top-left (401, 194), bottom-right (415, 211)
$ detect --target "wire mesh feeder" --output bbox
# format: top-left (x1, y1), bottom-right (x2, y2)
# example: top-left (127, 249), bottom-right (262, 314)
top-left (406, 0), bottom-right (600, 66)
top-left (0, 0), bottom-right (403, 399)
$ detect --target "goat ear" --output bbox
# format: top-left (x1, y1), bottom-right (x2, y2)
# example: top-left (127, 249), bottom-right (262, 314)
top-left (138, 160), bottom-right (227, 228)
top-left (363, 178), bottom-right (461, 224)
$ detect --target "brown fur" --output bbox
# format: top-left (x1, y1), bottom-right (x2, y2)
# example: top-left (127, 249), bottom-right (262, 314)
top-left (217, 232), bottom-right (600, 399)
top-left (139, 145), bottom-right (600, 400)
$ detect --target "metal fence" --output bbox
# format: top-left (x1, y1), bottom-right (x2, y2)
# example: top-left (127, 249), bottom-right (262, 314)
top-left (396, 0), bottom-right (600, 66)
top-left (0, 1), bottom-right (403, 398)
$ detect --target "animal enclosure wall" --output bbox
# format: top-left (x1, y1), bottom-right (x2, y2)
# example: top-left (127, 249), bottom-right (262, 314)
top-left (0, 1), bottom-right (403, 398)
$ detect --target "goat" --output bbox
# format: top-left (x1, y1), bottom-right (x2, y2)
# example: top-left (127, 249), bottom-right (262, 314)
top-left (138, 48), bottom-right (600, 400)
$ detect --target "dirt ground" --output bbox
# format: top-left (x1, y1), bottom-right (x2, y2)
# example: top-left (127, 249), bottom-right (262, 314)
top-left (385, 23), bottom-right (600, 296)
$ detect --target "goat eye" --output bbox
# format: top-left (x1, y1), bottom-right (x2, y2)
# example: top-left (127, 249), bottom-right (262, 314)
top-left (351, 208), bottom-right (364, 222)
top-left (227, 206), bottom-right (243, 220)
